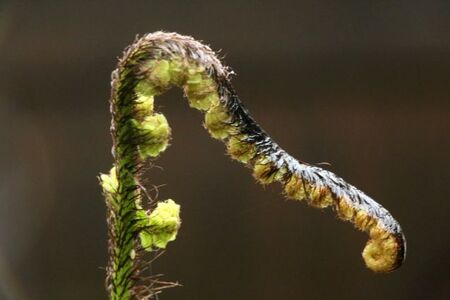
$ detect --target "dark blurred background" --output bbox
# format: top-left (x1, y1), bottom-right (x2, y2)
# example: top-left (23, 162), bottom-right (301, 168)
top-left (0, 1), bottom-right (449, 299)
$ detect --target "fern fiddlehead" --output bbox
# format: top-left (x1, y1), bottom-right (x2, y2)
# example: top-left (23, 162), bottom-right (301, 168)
top-left (100, 31), bottom-right (406, 299)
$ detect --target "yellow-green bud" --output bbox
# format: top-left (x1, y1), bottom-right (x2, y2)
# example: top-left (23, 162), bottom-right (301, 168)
top-left (227, 135), bottom-right (257, 164)
top-left (185, 66), bottom-right (218, 111)
top-left (100, 167), bottom-right (118, 193)
top-left (149, 60), bottom-right (171, 88)
top-left (204, 104), bottom-right (237, 140)
top-left (134, 81), bottom-right (156, 117)
top-left (138, 113), bottom-right (171, 159)
top-left (139, 199), bottom-right (181, 251)
top-left (168, 59), bottom-right (186, 85)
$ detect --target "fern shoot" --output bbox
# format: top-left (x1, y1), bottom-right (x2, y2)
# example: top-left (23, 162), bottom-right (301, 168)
top-left (100, 31), bottom-right (406, 299)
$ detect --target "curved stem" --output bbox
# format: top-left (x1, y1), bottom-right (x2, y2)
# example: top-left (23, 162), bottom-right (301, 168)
top-left (101, 31), bottom-right (406, 299)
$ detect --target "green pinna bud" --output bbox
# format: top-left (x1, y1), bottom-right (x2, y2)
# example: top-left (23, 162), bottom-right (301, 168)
top-left (137, 113), bottom-right (171, 159)
top-left (135, 82), bottom-right (155, 115)
top-left (100, 167), bottom-right (118, 194)
top-left (139, 199), bottom-right (181, 251)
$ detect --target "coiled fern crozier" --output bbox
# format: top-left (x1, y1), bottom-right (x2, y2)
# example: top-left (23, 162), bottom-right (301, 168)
top-left (100, 32), bottom-right (406, 299)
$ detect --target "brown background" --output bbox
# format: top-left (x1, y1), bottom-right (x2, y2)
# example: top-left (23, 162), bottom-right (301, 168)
top-left (0, 1), bottom-right (449, 299)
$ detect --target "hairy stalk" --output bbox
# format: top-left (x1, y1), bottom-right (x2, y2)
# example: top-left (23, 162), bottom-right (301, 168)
top-left (100, 31), bottom-right (406, 299)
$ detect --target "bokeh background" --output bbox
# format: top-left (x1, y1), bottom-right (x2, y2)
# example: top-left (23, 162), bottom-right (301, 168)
top-left (0, 1), bottom-right (449, 299)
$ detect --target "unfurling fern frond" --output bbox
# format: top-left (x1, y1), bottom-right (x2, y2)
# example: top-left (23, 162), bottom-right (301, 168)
top-left (100, 32), bottom-right (406, 299)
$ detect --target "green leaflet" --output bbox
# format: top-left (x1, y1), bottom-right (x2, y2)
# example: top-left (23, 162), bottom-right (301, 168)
top-left (138, 200), bottom-right (181, 251)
